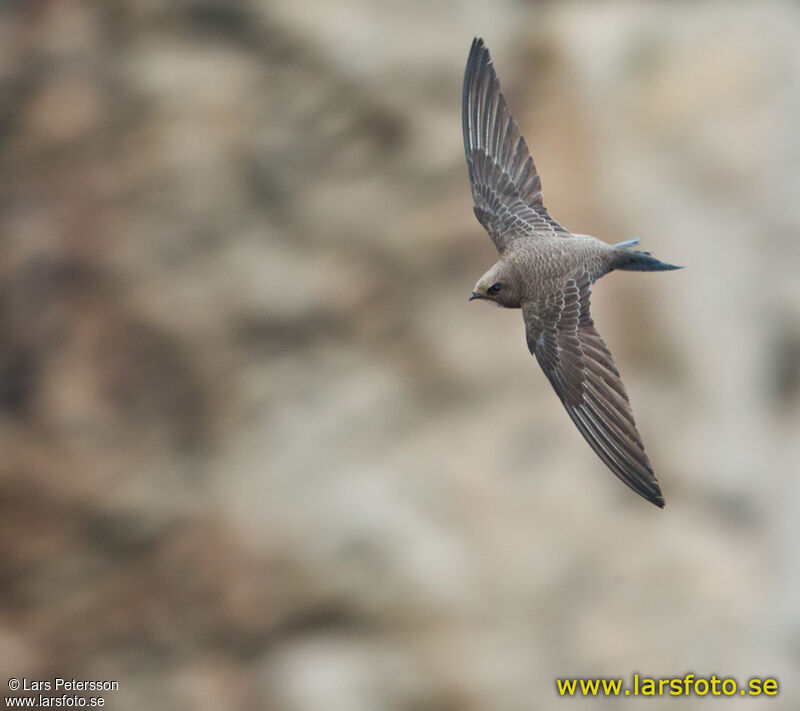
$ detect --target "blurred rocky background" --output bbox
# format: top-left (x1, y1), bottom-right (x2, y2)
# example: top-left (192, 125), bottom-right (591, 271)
top-left (1, 0), bottom-right (799, 709)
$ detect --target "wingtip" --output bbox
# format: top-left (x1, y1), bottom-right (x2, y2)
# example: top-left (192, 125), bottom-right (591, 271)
top-left (645, 487), bottom-right (666, 508)
top-left (626, 479), bottom-right (665, 508)
top-left (466, 37), bottom-right (490, 68)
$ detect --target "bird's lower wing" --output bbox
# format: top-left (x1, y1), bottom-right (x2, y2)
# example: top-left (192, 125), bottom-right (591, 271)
top-left (522, 272), bottom-right (665, 507)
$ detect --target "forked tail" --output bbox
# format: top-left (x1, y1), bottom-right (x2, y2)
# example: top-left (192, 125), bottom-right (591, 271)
top-left (612, 240), bottom-right (682, 272)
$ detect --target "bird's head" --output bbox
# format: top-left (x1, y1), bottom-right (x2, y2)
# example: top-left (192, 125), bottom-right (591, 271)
top-left (469, 262), bottom-right (521, 308)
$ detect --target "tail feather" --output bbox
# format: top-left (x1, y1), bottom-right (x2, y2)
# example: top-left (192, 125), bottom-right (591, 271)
top-left (613, 237), bottom-right (642, 248)
top-left (613, 248), bottom-right (682, 272)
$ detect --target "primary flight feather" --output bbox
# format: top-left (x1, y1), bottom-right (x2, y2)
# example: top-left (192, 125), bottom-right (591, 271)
top-left (463, 38), bottom-right (681, 507)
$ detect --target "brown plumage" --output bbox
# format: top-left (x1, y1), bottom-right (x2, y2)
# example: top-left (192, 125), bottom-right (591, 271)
top-left (463, 38), bottom-right (681, 507)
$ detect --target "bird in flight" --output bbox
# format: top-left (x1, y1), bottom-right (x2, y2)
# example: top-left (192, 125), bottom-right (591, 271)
top-left (462, 38), bottom-right (681, 507)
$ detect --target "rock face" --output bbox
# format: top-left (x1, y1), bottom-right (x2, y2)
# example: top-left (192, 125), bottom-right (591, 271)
top-left (1, 1), bottom-right (798, 709)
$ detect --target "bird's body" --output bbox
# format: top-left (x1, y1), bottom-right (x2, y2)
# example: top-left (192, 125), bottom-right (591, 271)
top-left (463, 38), bottom-right (681, 507)
top-left (503, 236), bottom-right (615, 299)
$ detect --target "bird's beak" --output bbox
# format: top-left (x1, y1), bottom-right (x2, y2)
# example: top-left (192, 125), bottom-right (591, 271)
top-left (469, 291), bottom-right (482, 301)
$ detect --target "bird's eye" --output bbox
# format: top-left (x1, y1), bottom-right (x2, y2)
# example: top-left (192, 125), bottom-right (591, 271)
top-left (488, 283), bottom-right (502, 294)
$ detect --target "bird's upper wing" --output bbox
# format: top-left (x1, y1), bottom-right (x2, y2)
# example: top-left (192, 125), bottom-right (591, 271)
top-left (463, 38), bottom-right (569, 252)
top-left (522, 271), bottom-right (665, 507)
